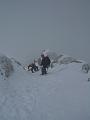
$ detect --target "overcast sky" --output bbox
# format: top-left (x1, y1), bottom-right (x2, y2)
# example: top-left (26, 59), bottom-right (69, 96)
top-left (0, 0), bottom-right (90, 63)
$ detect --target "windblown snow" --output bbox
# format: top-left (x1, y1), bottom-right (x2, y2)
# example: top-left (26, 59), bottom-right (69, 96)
top-left (0, 53), bottom-right (90, 120)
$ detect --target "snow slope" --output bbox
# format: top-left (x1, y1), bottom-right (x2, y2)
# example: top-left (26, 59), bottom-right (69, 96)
top-left (0, 59), bottom-right (90, 120)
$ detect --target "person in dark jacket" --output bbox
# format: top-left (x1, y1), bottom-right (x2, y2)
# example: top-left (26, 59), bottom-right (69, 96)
top-left (41, 54), bottom-right (51, 75)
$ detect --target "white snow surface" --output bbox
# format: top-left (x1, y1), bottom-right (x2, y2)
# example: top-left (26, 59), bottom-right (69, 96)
top-left (0, 60), bottom-right (90, 120)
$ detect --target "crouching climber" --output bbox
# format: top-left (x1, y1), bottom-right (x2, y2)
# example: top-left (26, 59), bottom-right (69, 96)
top-left (28, 61), bottom-right (39, 73)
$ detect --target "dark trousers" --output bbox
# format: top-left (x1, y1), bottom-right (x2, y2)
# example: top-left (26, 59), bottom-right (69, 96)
top-left (41, 67), bottom-right (47, 75)
top-left (31, 66), bottom-right (39, 73)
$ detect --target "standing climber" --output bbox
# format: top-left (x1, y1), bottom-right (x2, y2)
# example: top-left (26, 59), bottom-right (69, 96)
top-left (40, 54), bottom-right (51, 75)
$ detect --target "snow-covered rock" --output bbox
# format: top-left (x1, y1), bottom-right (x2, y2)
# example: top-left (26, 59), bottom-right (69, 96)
top-left (56, 54), bottom-right (82, 65)
top-left (82, 63), bottom-right (90, 73)
top-left (0, 54), bottom-right (14, 80)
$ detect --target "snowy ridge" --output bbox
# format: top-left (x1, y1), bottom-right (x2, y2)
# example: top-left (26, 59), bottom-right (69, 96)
top-left (0, 52), bottom-right (90, 120)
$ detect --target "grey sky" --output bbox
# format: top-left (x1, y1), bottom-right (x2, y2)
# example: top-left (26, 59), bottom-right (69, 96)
top-left (0, 0), bottom-right (90, 63)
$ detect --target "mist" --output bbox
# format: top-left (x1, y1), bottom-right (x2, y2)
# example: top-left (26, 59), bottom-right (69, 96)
top-left (0, 0), bottom-right (90, 63)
